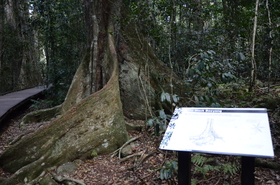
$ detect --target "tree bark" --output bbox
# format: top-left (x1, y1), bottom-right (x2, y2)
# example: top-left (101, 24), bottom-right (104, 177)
top-left (249, 0), bottom-right (259, 92)
top-left (0, 0), bottom-right (4, 93)
top-left (266, 0), bottom-right (272, 92)
top-left (0, 30), bottom-right (129, 185)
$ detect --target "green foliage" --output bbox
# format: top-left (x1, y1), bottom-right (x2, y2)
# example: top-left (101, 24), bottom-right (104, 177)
top-left (91, 150), bottom-right (98, 157)
top-left (183, 49), bottom-right (239, 107)
top-left (158, 153), bottom-right (240, 184)
top-left (221, 162), bottom-right (240, 176)
top-left (186, 50), bottom-right (236, 91)
top-left (252, 94), bottom-right (280, 110)
top-left (160, 160), bottom-right (178, 180)
top-left (192, 153), bottom-right (240, 181)
top-left (30, 99), bottom-right (54, 111)
top-left (146, 109), bottom-right (171, 136)
top-left (191, 94), bottom-right (221, 107)
top-left (30, 83), bottom-right (69, 110)
top-left (0, 19), bottom-right (33, 93)
top-left (147, 92), bottom-right (179, 135)
top-left (161, 91), bottom-right (180, 106)
top-left (29, 0), bottom-right (86, 102)
top-left (125, 0), bottom-right (280, 95)
top-left (192, 153), bottom-right (213, 167)
top-left (192, 154), bottom-right (219, 179)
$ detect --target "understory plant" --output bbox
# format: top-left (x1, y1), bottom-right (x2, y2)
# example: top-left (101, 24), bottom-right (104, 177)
top-left (185, 50), bottom-right (236, 107)
top-left (160, 160), bottom-right (178, 184)
top-left (192, 153), bottom-right (240, 184)
top-left (146, 92), bottom-right (179, 135)
top-left (158, 153), bottom-right (240, 184)
top-left (146, 109), bottom-right (171, 136)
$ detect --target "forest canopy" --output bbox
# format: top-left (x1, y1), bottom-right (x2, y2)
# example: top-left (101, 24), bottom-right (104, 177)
top-left (0, 0), bottom-right (279, 99)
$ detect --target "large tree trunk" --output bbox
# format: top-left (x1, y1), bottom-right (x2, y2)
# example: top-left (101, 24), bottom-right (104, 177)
top-left (0, 33), bottom-right (129, 185)
top-left (0, 0), bottom-right (185, 184)
top-left (118, 21), bottom-right (184, 119)
top-left (0, 0), bottom-right (42, 93)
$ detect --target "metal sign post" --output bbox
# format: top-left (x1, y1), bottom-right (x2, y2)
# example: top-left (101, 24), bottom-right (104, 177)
top-left (241, 156), bottom-right (255, 185)
top-left (177, 152), bottom-right (256, 185)
top-left (178, 151), bottom-right (191, 185)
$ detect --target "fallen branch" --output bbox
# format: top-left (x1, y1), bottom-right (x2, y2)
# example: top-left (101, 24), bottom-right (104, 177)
top-left (110, 136), bottom-right (140, 158)
top-left (119, 152), bottom-right (143, 163)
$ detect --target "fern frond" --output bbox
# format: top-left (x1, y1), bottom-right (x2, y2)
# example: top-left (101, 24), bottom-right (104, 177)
top-left (192, 154), bottom-right (207, 166)
top-left (222, 162), bottom-right (240, 176)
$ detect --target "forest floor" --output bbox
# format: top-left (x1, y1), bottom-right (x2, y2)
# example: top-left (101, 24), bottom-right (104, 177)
top-left (0, 86), bottom-right (280, 185)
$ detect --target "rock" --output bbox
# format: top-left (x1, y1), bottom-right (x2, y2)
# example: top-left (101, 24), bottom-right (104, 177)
top-left (73, 159), bottom-right (83, 165)
top-left (121, 145), bottom-right (132, 157)
top-left (56, 162), bottom-right (78, 175)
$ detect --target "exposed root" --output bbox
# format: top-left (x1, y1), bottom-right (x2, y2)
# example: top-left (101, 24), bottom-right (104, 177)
top-left (119, 152), bottom-right (142, 163)
top-left (51, 172), bottom-right (86, 185)
top-left (110, 136), bottom-right (141, 158)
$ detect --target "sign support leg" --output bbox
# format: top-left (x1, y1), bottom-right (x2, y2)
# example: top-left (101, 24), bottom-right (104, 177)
top-left (178, 151), bottom-right (191, 185)
top-left (241, 156), bottom-right (255, 185)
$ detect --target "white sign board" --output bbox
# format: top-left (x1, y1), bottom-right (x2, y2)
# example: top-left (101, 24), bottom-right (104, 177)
top-left (159, 108), bottom-right (274, 158)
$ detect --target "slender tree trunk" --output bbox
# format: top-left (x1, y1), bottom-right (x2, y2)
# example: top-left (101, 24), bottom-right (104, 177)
top-left (266, 0), bottom-right (272, 92)
top-left (192, 0), bottom-right (203, 31)
top-left (249, 0), bottom-right (259, 92)
top-left (169, 0), bottom-right (175, 99)
top-left (0, 0), bottom-right (4, 93)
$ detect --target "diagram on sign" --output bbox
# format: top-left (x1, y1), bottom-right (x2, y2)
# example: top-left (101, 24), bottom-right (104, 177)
top-left (190, 118), bottom-right (223, 146)
top-left (252, 122), bottom-right (264, 133)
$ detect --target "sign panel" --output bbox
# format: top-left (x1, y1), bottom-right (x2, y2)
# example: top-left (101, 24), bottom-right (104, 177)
top-left (159, 108), bottom-right (274, 158)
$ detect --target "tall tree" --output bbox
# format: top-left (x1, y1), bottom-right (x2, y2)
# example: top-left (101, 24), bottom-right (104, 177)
top-left (266, 0), bottom-right (272, 92)
top-left (0, 0), bottom-right (184, 184)
top-left (0, 0), bottom-right (42, 93)
top-left (0, 0), bottom-right (4, 75)
top-left (249, 0), bottom-right (259, 91)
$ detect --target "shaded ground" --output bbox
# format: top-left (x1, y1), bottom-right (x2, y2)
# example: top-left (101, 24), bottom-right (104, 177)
top-left (0, 85), bottom-right (280, 184)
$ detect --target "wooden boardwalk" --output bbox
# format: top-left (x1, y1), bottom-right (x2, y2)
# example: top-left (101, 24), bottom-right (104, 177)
top-left (0, 87), bottom-right (46, 124)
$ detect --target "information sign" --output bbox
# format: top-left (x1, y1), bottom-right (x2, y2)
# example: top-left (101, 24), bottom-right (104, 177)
top-left (160, 108), bottom-right (274, 158)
